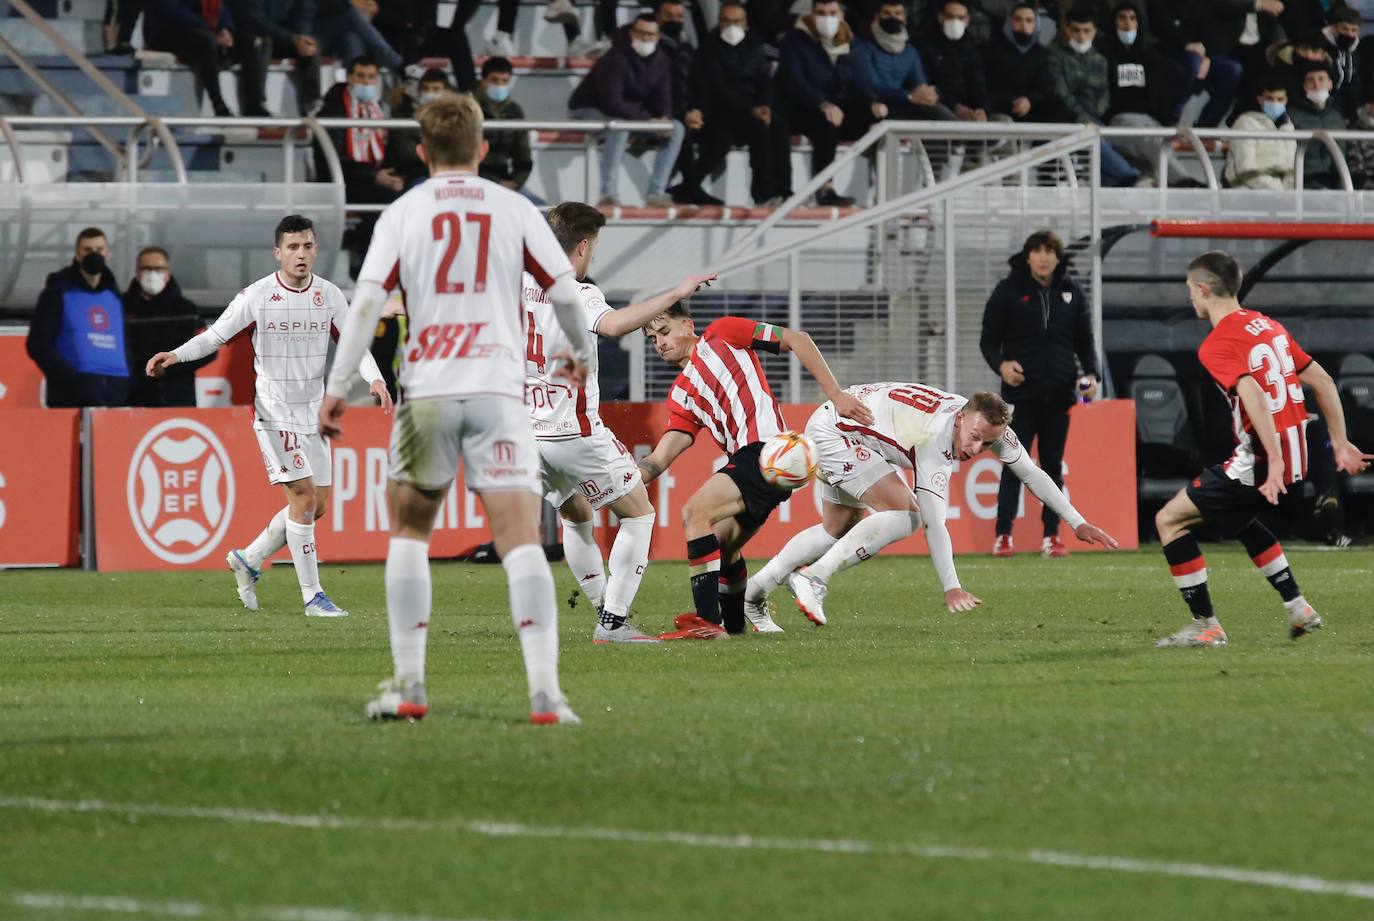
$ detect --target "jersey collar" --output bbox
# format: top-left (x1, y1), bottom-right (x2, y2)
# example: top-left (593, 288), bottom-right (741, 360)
top-left (275, 271), bottom-right (314, 293)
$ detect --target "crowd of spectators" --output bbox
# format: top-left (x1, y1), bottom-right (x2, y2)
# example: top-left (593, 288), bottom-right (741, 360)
top-left (101, 0), bottom-right (1374, 200)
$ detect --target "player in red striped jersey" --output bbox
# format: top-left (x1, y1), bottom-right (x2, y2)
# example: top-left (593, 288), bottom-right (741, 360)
top-left (637, 301), bottom-right (874, 638)
top-left (1155, 251), bottom-right (1372, 647)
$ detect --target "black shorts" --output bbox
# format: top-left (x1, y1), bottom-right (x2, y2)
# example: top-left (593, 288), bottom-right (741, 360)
top-left (720, 441), bottom-right (793, 530)
top-left (1185, 465), bottom-right (1267, 528)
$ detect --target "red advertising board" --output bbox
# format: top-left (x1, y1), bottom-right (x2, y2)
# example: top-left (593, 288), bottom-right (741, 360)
top-left (0, 409), bottom-right (81, 566)
top-left (88, 401), bottom-right (1136, 572)
top-left (0, 333), bottom-right (46, 408)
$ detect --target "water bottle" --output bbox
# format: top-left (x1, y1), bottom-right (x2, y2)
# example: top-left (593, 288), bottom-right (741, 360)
top-left (1076, 375), bottom-right (1095, 404)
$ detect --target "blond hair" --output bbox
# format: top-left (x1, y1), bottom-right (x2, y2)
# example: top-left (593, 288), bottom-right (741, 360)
top-left (966, 391), bottom-right (1013, 427)
top-left (418, 92), bottom-right (483, 169)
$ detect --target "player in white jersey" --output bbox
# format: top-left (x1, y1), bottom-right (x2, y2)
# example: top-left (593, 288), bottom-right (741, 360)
top-left (319, 94), bottom-right (596, 725)
top-left (525, 202), bottom-right (715, 643)
top-left (742, 383), bottom-right (1119, 627)
top-left (147, 214), bottom-right (390, 618)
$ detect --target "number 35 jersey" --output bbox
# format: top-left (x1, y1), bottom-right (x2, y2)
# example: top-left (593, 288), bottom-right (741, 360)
top-left (358, 172), bottom-right (574, 403)
top-left (522, 277), bottom-right (613, 439)
top-left (1197, 309), bottom-right (1312, 486)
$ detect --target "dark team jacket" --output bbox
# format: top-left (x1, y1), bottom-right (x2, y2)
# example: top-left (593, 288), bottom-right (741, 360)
top-left (26, 263), bottom-right (131, 407)
top-left (979, 252), bottom-right (1099, 406)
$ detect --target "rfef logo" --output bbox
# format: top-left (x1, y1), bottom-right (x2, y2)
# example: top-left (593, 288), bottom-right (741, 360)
top-left (126, 418), bottom-right (235, 564)
top-left (87, 306), bottom-right (109, 330)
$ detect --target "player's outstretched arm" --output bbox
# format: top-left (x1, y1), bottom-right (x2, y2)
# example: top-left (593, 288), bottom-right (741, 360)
top-left (148, 294), bottom-right (247, 377)
top-left (321, 280), bottom-right (388, 438)
top-left (1235, 375), bottom-right (1287, 503)
top-left (595, 273), bottom-right (717, 339)
top-left (914, 489), bottom-right (980, 612)
top-left (1005, 453), bottom-right (1119, 548)
top-left (1299, 361), bottom-right (1374, 476)
top-left (776, 327), bottom-right (875, 426)
top-left (637, 431), bottom-right (694, 484)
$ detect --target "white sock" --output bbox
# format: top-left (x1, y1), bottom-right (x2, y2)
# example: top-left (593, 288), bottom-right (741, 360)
top-left (808, 511), bottom-right (920, 583)
top-left (746, 525), bottom-right (838, 601)
top-left (504, 543), bottom-right (561, 703)
top-left (562, 518), bottom-right (606, 610)
top-left (386, 537), bottom-right (430, 683)
top-left (604, 513), bottom-right (654, 617)
top-left (285, 516), bottom-right (322, 603)
top-left (244, 507), bottom-right (288, 569)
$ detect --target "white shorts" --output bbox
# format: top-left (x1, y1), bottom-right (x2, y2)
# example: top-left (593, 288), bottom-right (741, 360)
top-left (388, 395), bottom-right (540, 494)
top-left (805, 406), bottom-right (898, 508)
top-left (256, 427), bottom-right (332, 486)
top-left (538, 423), bottom-right (642, 511)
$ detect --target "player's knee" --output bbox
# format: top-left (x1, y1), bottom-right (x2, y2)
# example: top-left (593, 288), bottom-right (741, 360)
top-left (1154, 506), bottom-right (1180, 538)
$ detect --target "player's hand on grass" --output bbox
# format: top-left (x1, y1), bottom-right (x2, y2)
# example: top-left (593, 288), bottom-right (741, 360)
top-left (146, 351), bottom-right (178, 378)
top-left (369, 379), bottom-right (394, 414)
top-left (548, 349), bottom-right (588, 388)
top-left (945, 587), bottom-right (981, 613)
top-left (1333, 440), bottom-right (1374, 476)
top-left (1259, 460), bottom-right (1286, 505)
top-left (1073, 522), bottom-right (1119, 549)
top-left (319, 394), bottom-right (348, 439)
top-left (674, 272), bottom-right (717, 299)
top-left (832, 391), bottom-right (875, 426)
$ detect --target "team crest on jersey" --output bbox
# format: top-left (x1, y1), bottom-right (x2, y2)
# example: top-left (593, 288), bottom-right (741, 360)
top-left (1003, 429), bottom-right (1020, 448)
top-left (932, 472), bottom-right (949, 494)
top-left (312, 291), bottom-right (325, 308)
top-left (1062, 291), bottom-right (1072, 303)
top-left (854, 446), bottom-right (871, 461)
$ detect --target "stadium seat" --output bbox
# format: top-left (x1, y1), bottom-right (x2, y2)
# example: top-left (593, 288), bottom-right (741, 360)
top-left (1133, 353), bottom-right (1194, 501)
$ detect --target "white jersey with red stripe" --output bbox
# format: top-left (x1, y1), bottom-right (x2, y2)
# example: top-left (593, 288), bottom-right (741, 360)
top-left (1197, 309), bottom-right (1312, 486)
top-left (665, 317), bottom-right (787, 454)
top-left (523, 275), bottom-right (613, 439)
top-left (356, 171), bottom-right (574, 403)
top-left (172, 271), bottom-right (377, 434)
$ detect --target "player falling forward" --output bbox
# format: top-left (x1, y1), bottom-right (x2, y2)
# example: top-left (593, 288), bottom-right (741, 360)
top-left (637, 302), bottom-right (874, 637)
top-left (1154, 251), bottom-right (1372, 647)
top-left (744, 383), bottom-right (1118, 628)
top-left (147, 214), bottom-right (391, 618)
top-left (321, 94), bottom-right (596, 724)
top-left (524, 202), bottom-right (715, 643)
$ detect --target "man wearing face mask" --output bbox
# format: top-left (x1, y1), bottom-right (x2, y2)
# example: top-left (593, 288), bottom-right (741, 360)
top-left (1288, 64), bottom-right (1347, 188)
top-left (26, 227), bottom-right (131, 408)
top-left (983, 2), bottom-right (1069, 122)
top-left (917, 0), bottom-right (990, 122)
top-left (1306, 8), bottom-right (1366, 121)
top-left (123, 247), bottom-right (207, 408)
top-left (653, 0), bottom-right (708, 205)
top-left (1224, 73), bottom-right (1297, 189)
top-left (853, 1), bottom-right (955, 120)
top-left (473, 59), bottom-right (541, 204)
top-left (385, 69), bottom-right (453, 189)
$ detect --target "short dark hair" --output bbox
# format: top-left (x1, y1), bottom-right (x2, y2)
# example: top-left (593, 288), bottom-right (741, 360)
top-left (1008, 1), bottom-right (1037, 14)
top-left (1260, 70), bottom-right (1289, 93)
top-left (1066, 4), bottom-right (1096, 25)
top-left (656, 0), bottom-right (684, 9)
top-left (634, 12), bottom-right (657, 26)
top-left (1022, 229), bottom-right (1065, 261)
top-left (480, 57), bottom-right (512, 78)
top-left (274, 214), bottom-right (315, 245)
top-left (347, 53), bottom-right (379, 74)
top-left (1329, 6), bottom-right (1360, 24)
top-left (137, 245), bottom-right (169, 262)
top-left (419, 67), bottom-right (450, 85)
top-left (1187, 250), bottom-right (1242, 298)
top-left (546, 202), bottom-right (607, 254)
top-left (663, 300), bottom-right (691, 320)
top-left (940, 0), bottom-right (967, 13)
top-left (1111, 0), bottom-right (1139, 17)
top-left (966, 391), bottom-right (1013, 427)
top-left (76, 226), bottom-right (106, 244)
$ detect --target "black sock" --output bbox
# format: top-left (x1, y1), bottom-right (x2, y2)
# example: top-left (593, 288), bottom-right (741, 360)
top-left (719, 557), bottom-right (748, 634)
top-left (1163, 534), bottom-right (1213, 620)
top-left (687, 535), bottom-right (722, 625)
top-left (1235, 521), bottom-right (1302, 602)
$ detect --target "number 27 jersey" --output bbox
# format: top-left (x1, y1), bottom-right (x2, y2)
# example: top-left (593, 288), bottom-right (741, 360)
top-left (358, 172), bottom-right (574, 403)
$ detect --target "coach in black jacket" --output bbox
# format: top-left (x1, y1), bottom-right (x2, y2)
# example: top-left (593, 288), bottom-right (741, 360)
top-left (979, 230), bottom-right (1099, 556)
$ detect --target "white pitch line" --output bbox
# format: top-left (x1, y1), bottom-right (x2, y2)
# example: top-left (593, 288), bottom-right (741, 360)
top-left (7, 891), bottom-right (510, 921)
top-left (3, 795), bottom-right (1372, 902)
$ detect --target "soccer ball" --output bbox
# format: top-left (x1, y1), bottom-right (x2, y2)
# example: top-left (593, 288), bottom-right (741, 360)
top-left (758, 431), bottom-right (818, 491)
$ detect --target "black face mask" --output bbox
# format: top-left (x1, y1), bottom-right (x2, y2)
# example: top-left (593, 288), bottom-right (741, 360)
top-left (79, 252), bottom-right (106, 276)
top-left (1012, 29), bottom-right (1036, 47)
top-left (1335, 33), bottom-right (1356, 50)
top-left (878, 17), bottom-right (905, 33)
top-left (660, 20), bottom-right (684, 39)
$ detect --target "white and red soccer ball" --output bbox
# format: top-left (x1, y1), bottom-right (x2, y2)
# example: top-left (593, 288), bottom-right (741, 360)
top-left (758, 431), bottom-right (818, 491)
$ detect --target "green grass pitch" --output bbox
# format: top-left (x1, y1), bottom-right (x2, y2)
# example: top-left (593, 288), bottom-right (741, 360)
top-left (1, 548), bottom-right (1371, 921)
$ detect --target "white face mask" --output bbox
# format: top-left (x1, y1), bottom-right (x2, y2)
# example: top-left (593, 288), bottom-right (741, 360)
top-left (942, 18), bottom-right (967, 41)
top-left (139, 270), bottom-right (168, 296)
top-left (814, 13), bottom-right (842, 39)
top-left (632, 38), bottom-right (657, 56)
top-left (1306, 88), bottom-right (1330, 106)
top-left (1069, 37), bottom-right (1094, 54)
top-left (1117, 29), bottom-right (1137, 45)
top-left (721, 24), bottom-right (746, 45)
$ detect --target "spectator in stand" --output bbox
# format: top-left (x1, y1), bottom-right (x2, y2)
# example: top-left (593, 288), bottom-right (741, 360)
top-left (568, 14), bottom-right (686, 206)
top-left (144, 0), bottom-right (269, 116)
top-left (853, 0), bottom-right (956, 120)
top-left (983, 2), bottom-right (1070, 122)
top-left (315, 55), bottom-right (403, 270)
top-left (26, 228), bottom-right (131, 408)
top-left (543, 0), bottom-right (618, 58)
top-left (676, 1), bottom-right (793, 205)
top-left (1146, 0), bottom-right (1240, 127)
top-left (1224, 72), bottom-right (1297, 188)
top-left (1268, 33), bottom-right (1335, 99)
top-left (917, 0), bottom-right (990, 122)
top-left (1308, 7), bottom-right (1366, 121)
top-left (314, 0), bottom-right (404, 74)
top-left (1278, 0), bottom-right (1329, 44)
top-left (123, 247), bottom-right (207, 408)
top-left (656, 0), bottom-right (704, 204)
top-left (1288, 65), bottom-right (1347, 187)
top-left (474, 59), bottom-right (543, 204)
top-left (1046, 5), bottom-right (1143, 185)
top-left (1222, 0), bottom-right (1285, 104)
top-left (245, 0), bottom-right (322, 115)
top-left (384, 68), bottom-right (449, 188)
top-left (102, 0), bottom-right (142, 55)
top-left (776, 0), bottom-right (871, 207)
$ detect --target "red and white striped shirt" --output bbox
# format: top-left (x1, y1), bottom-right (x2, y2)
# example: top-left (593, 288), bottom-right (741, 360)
top-left (1198, 309), bottom-right (1313, 486)
top-left (666, 317), bottom-right (787, 454)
